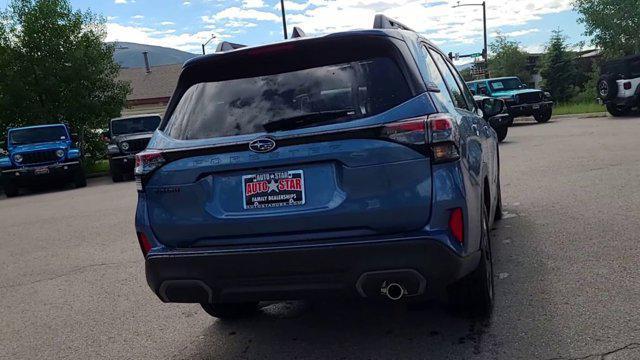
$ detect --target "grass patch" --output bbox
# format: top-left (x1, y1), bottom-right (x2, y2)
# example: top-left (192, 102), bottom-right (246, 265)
top-left (554, 102), bottom-right (606, 116)
top-left (85, 159), bottom-right (109, 175)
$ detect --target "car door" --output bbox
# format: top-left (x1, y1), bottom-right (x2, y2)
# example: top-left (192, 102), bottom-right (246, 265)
top-left (419, 44), bottom-right (484, 243)
top-left (440, 58), bottom-right (499, 219)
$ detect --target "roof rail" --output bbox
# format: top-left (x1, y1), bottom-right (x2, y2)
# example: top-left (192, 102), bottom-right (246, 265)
top-left (215, 41), bottom-right (247, 53)
top-left (291, 26), bottom-right (306, 38)
top-left (373, 14), bottom-right (415, 32)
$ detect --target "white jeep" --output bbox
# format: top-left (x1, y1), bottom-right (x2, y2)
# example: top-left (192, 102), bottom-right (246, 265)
top-left (598, 55), bottom-right (640, 116)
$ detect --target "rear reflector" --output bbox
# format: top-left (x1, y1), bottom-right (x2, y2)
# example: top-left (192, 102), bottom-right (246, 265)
top-left (136, 232), bottom-right (152, 256)
top-left (448, 208), bottom-right (464, 244)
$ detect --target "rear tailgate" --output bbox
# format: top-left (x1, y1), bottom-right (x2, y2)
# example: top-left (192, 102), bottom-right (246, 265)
top-left (145, 137), bottom-right (431, 247)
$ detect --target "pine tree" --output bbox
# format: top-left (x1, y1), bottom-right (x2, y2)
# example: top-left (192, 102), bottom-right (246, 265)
top-left (540, 30), bottom-right (576, 102)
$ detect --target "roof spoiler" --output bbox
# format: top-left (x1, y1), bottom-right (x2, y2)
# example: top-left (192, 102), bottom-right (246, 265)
top-left (291, 26), bottom-right (306, 38)
top-left (373, 14), bottom-right (415, 32)
top-left (215, 41), bottom-right (247, 53)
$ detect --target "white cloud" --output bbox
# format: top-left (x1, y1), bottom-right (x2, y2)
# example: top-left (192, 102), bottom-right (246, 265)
top-left (282, 0), bottom-right (572, 46)
top-left (202, 7), bottom-right (281, 23)
top-left (242, 0), bottom-right (266, 8)
top-left (160, 21), bottom-right (175, 26)
top-left (274, 0), bottom-right (309, 11)
top-left (492, 29), bottom-right (540, 37)
top-left (106, 23), bottom-right (230, 53)
top-left (131, 15), bottom-right (144, 19)
top-left (183, 1), bottom-right (191, 5)
top-left (114, 0), bottom-right (127, 4)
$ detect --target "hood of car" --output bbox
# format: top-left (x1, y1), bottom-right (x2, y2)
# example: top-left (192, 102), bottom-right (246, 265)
top-left (10, 141), bottom-right (69, 154)
top-left (492, 89), bottom-right (543, 98)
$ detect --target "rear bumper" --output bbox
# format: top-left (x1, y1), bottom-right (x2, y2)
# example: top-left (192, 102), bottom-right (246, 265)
top-left (507, 101), bottom-right (553, 117)
top-left (145, 237), bottom-right (480, 304)
top-left (1, 161), bottom-right (80, 185)
top-left (605, 95), bottom-right (639, 107)
top-left (109, 155), bottom-right (135, 173)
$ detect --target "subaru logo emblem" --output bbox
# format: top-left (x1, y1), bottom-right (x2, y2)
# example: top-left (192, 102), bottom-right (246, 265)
top-left (249, 138), bottom-right (276, 153)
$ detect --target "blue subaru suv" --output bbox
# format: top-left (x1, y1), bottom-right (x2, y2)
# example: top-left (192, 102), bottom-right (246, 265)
top-left (1, 123), bottom-right (86, 197)
top-left (134, 16), bottom-right (503, 318)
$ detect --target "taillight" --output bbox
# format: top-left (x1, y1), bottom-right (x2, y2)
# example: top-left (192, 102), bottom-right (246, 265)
top-left (380, 114), bottom-right (459, 163)
top-left (134, 150), bottom-right (165, 191)
top-left (448, 208), bottom-right (464, 244)
top-left (136, 232), bottom-right (152, 256)
top-left (624, 82), bottom-right (632, 90)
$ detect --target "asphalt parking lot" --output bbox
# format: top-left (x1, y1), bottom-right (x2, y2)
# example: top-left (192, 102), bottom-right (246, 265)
top-left (1, 115), bottom-right (640, 360)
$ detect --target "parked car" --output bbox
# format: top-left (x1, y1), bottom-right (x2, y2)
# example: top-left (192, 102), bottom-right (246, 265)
top-left (0, 123), bottom-right (86, 197)
top-left (135, 15), bottom-right (504, 319)
top-left (467, 77), bottom-right (554, 123)
top-left (104, 114), bottom-right (161, 182)
top-left (474, 95), bottom-right (512, 142)
top-left (597, 54), bottom-right (640, 117)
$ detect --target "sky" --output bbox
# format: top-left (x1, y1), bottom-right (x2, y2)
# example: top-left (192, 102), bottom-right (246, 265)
top-left (1, 0), bottom-right (591, 62)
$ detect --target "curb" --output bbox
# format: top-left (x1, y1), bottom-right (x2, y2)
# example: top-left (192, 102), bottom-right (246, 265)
top-left (553, 112), bottom-right (608, 119)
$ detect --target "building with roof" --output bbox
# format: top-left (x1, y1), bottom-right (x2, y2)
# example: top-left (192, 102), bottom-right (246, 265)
top-left (117, 53), bottom-right (182, 117)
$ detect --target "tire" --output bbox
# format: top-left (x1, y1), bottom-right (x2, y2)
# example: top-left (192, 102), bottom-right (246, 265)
top-left (74, 169), bottom-right (87, 188)
top-left (598, 75), bottom-right (618, 100)
top-left (3, 180), bottom-right (19, 197)
top-left (606, 103), bottom-right (631, 117)
top-left (495, 126), bottom-right (508, 143)
top-left (448, 205), bottom-right (494, 317)
top-left (111, 172), bottom-right (124, 183)
top-left (533, 108), bottom-right (552, 123)
top-left (200, 302), bottom-right (259, 320)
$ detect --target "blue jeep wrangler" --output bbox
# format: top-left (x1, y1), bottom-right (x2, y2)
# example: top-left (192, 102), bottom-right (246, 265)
top-left (467, 77), bottom-right (554, 123)
top-left (0, 124), bottom-right (86, 197)
top-left (134, 15), bottom-right (504, 319)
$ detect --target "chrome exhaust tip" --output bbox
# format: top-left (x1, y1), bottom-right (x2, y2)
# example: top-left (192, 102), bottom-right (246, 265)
top-left (380, 281), bottom-right (406, 301)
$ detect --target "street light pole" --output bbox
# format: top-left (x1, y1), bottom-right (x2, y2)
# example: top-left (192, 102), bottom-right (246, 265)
top-left (280, 0), bottom-right (288, 39)
top-left (202, 34), bottom-right (216, 55)
top-left (453, 1), bottom-right (488, 75)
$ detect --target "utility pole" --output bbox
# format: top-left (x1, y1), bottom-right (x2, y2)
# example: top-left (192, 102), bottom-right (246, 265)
top-left (453, 1), bottom-right (488, 76)
top-left (202, 34), bottom-right (216, 55)
top-left (280, 0), bottom-right (288, 39)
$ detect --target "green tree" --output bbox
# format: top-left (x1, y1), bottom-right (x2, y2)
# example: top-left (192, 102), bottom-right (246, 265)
top-left (488, 34), bottom-right (531, 83)
top-left (540, 29), bottom-right (576, 102)
top-left (0, 0), bottom-right (129, 159)
top-left (574, 0), bottom-right (640, 58)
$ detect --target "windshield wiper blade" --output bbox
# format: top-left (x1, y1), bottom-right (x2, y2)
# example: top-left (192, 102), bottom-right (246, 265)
top-left (263, 109), bottom-right (356, 132)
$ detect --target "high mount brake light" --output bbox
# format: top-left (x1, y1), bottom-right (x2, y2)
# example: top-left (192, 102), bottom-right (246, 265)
top-left (380, 114), bottom-right (459, 163)
top-left (247, 44), bottom-right (295, 56)
top-left (135, 150), bottom-right (165, 191)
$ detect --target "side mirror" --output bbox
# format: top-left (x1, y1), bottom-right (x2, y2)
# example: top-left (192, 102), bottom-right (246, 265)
top-left (101, 131), bottom-right (111, 143)
top-left (481, 98), bottom-right (505, 119)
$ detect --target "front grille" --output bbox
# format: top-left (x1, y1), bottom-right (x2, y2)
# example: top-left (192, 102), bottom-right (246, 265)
top-left (518, 92), bottom-right (543, 104)
top-left (120, 138), bottom-right (150, 154)
top-left (21, 150), bottom-right (59, 165)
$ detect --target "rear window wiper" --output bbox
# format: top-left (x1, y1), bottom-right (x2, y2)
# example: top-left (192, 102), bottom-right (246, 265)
top-left (262, 109), bottom-right (356, 132)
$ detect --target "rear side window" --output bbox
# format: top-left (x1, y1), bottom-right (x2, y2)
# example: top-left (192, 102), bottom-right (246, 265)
top-left (443, 60), bottom-right (476, 111)
top-left (164, 57), bottom-right (412, 140)
top-left (420, 46), bottom-right (455, 112)
top-left (429, 49), bottom-right (468, 110)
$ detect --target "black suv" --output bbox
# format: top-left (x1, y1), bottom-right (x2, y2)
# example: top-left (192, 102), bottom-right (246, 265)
top-left (104, 115), bottom-right (161, 182)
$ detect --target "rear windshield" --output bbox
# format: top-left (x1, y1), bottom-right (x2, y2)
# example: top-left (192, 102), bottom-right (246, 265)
top-left (111, 116), bottom-right (161, 136)
top-left (9, 126), bottom-right (68, 145)
top-left (164, 57), bottom-right (412, 140)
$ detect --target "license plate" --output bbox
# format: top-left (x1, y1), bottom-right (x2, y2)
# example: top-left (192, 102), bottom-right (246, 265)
top-left (243, 170), bottom-right (305, 209)
top-left (532, 104), bottom-right (540, 109)
top-left (34, 167), bottom-right (50, 175)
